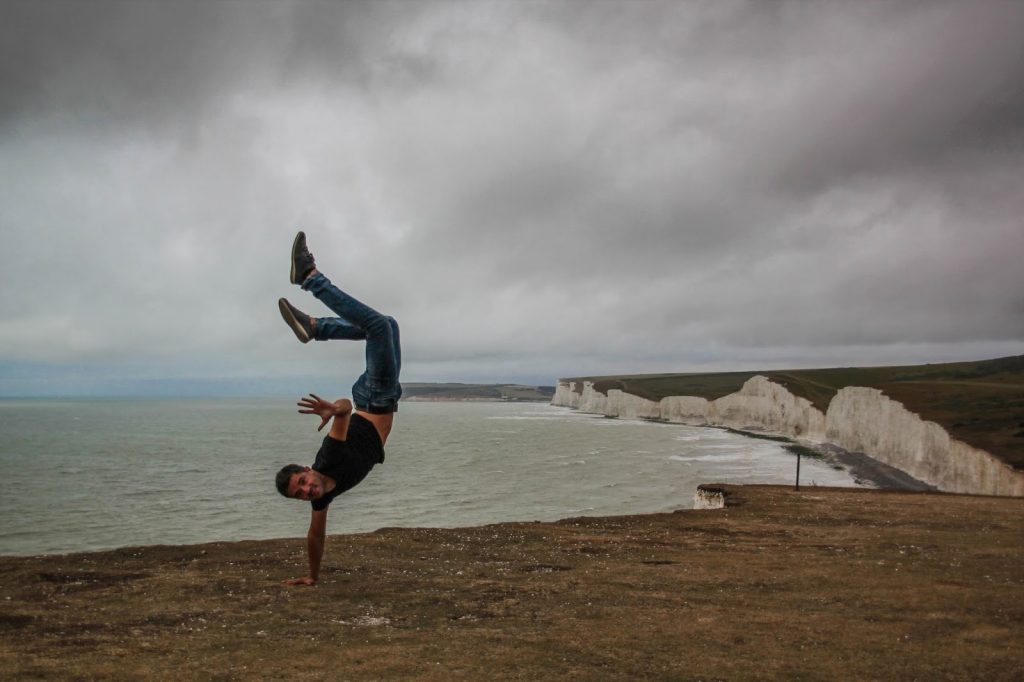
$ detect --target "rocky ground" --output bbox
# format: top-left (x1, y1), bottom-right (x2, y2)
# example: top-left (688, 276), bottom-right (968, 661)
top-left (1, 485), bottom-right (1021, 680)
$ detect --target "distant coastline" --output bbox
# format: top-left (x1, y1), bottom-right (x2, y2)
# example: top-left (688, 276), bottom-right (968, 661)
top-left (404, 396), bottom-right (547, 403)
top-left (401, 382), bottom-right (555, 402)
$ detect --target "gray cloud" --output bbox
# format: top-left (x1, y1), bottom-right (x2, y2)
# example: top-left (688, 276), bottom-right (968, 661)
top-left (1, 0), bottom-right (1022, 394)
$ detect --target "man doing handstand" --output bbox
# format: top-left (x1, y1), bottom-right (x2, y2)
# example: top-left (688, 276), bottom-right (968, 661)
top-left (274, 231), bottom-right (402, 587)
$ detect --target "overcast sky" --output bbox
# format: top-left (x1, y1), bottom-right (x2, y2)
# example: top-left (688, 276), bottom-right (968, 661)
top-left (1, 0), bottom-right (1023, 396)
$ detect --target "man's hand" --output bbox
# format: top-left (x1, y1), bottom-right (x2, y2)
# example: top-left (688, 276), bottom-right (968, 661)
top-left (283, 576), bottom-right (317, 587)
top-left (297, 394), bottom-right (351, 431)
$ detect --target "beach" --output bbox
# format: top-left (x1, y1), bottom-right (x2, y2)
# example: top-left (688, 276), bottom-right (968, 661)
top-left (1, 484), bottom-right (1021, 680)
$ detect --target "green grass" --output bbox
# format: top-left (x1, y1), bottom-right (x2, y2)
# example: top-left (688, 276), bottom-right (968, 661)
top-left (562, 355), bottom-right (1024, 469)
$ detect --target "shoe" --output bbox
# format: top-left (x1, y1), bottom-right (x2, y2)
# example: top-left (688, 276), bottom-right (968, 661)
top-left (278, 298), bottom-right (314, 343)
top-left (290, 231), bottom-right (316, 285)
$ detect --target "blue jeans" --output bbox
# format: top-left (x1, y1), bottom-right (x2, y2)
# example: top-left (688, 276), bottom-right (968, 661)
top-left (302, 272), bottom-right (402, 414)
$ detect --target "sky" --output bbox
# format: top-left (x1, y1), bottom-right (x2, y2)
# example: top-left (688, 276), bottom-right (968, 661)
top-left (1, 0), bottom-right (1023, 396)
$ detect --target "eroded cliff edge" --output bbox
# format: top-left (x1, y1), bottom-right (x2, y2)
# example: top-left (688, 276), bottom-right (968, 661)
top-left (552, 376), bottom-right (1024, 497)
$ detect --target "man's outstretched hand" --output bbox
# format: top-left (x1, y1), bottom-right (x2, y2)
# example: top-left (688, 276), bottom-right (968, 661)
top-left (283, 576), bottom-right (317, 587)
top-left (297, 394), bottom-right (352, 431)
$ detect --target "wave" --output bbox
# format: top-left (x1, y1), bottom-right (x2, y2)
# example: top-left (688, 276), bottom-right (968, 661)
top-left (670, 452), bottom-right (754, 463)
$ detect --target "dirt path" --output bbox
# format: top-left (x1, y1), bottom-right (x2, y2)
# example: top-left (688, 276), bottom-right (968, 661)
top-left (1, 485), bottom-right (1021, 680)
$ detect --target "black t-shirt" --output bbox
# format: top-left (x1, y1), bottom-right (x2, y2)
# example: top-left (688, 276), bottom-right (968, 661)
top-left (310, 414), bottom-right (385, 511)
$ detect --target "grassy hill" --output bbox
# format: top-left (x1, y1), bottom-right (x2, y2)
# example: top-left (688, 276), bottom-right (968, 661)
top-left (561, 355), bottom-right (1024, 469)
top-left (2, 486), bottom-right (1021, 679)
top-left (402, 383), bottom-right (555, 402)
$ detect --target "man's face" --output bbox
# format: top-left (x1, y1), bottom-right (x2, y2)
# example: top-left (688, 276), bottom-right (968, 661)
top-left (287, 468), bottom-right (323, 501)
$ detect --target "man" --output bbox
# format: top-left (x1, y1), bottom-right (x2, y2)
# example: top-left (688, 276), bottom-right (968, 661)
top-left (274, 231), bottom-right (402, 587)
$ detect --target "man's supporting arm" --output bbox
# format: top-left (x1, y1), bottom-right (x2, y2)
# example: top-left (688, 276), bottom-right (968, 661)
top-left (283, 508), bottom-right (328, 586)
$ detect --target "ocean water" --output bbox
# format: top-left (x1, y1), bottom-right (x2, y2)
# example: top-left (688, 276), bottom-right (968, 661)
top-left (0, 399), bottom-right (863, 556)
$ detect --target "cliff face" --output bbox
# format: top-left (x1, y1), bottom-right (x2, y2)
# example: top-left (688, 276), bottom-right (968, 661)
top-left (574, 381), bottom-right (606, 413)
top-left (552, 376), bottom-right (1024, 497)
top-left (707, 375), bottom-right (826, 441)
top-left (660, 395), bottom-right (711, 425)
top-left (552, 381), bottom-right (578, 408)
top-left (606, 389), bottom-right (662, 420)
top-left (825, 387), bottom-right (1024, 497)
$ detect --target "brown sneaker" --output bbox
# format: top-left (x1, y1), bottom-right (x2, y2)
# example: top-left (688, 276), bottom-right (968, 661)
top-left (290, 231), bottom-right (317, 285)
top-left (278, 298), bottom-right (314, 343)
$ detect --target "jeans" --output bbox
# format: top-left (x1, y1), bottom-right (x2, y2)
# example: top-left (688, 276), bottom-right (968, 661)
top-left (302, 272), bottom-right (402, 414)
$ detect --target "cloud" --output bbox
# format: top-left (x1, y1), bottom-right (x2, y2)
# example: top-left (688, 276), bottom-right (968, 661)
top-left (1, 0), bottom-right (1022, 394)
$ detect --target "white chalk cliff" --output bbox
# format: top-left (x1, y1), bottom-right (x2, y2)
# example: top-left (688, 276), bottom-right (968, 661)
top-left (552, 376), bottom-right (1024, 497)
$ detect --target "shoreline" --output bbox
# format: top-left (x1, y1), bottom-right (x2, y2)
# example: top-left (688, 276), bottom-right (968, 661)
top-left (812, 441), bottom-right (937, 491)
top-left (1, 484), bottom-right (1020, 679)
top-left (711, 424), bottom-right (936, 491)
top-left (607, 413), bottom-right (931, 493)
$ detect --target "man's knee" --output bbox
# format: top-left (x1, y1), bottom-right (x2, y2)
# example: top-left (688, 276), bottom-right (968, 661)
top-left (365, 315), bottom-right (393, 337)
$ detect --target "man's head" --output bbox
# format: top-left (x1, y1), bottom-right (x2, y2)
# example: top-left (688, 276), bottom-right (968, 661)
top-left (275, 464), bottom-right (324, 501)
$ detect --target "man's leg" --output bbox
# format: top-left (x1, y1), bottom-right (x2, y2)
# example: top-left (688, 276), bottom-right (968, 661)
top-left (390, 316), bottom-right (401, 377)
top-left (385, 315), bottom-right (403, 403)
top-left (279, 298), bottom-right (366, 343)
top-left (314, 317), bottom-right (367, 341)
top-left (302, 272), bottom-right (401, 414)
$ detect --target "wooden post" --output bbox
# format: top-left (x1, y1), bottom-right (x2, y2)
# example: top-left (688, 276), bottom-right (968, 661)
top-left (795, 450), bottom-right (801, 491)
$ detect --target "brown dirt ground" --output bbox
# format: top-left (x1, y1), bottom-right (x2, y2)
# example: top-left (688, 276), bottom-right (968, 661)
top-left (1, 485), bottom-right (1021, 680)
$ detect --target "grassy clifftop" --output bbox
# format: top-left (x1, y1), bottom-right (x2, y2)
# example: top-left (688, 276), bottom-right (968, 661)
top-left (561, 355), bottom-right (1024, 468)
top-left (2, 486), bottom-right (1020, 679)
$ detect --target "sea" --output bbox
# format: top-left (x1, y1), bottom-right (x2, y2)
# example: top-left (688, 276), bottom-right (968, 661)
top-left (0, 399), bottom-right (864, 556)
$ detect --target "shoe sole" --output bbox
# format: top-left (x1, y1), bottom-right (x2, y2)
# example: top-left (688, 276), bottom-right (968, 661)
top-left (290, 231), bottom-right (305, 284)
top-left (278, 298), bottom-right (311, 343)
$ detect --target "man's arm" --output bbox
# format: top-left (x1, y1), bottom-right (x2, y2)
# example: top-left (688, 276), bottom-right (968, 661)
top-left (328, 399), bottom-right (352, 441)
top-left (283, 508), bottom-right (328, 586)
